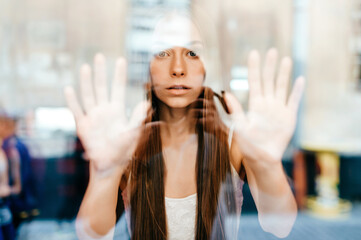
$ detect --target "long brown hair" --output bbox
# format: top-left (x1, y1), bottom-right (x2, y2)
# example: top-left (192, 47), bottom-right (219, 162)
top-left (129, 87), bottom-right (237, 240)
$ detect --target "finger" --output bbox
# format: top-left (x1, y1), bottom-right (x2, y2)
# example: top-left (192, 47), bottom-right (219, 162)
top-left (248, 50), bottom-right (262, 107)
top-left (262, 48), bottom-right (278, 98)
top-left (275, 57), bottom-right (292, 103)
top-left (94, 53), bottom-right (108, 104)
top-left (223, 92), bottom-right (246, 123)
top-left (215, 91), bottom-right (230, 114)
top-left (79, 64), bottom-right (95, 113)
top-left (111, 57), bottom-right (127, 112)
top-left (129, 101), bottom-right (151, 129)
top-left (64, 86), bottom-right (84, 121)
top-left (287, 76), bottom-right (305, 112)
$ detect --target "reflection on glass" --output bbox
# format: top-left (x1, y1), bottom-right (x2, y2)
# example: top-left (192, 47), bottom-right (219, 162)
top-left (1, 1), bottom-right (360, 240)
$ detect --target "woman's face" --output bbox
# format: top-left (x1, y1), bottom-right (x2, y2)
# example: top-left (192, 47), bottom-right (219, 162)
top-left (150, 14), bottom-right (205, 109)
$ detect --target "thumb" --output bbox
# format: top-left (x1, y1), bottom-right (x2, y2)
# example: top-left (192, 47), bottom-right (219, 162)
top-left (128, 100), bottom-right (151, 129)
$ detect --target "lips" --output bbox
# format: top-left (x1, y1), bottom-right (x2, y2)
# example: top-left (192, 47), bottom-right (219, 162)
top-left (167, 85), bottom-right (191, 90)
top-left (166, 85), bottom-right (191, 95)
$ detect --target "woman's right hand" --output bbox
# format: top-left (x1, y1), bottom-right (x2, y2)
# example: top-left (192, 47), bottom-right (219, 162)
top-left (64, 54), bottom-right (150, 176)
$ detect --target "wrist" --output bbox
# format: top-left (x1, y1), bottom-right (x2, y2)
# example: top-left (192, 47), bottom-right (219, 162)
top-left (244, 154), bottom-right (286, 182)
top-left (244, 157), bottom-right (291, 195)
top-left (89, 163), bottom-right (124, 184)
top-left (243, 149), bottom-right (283, 171)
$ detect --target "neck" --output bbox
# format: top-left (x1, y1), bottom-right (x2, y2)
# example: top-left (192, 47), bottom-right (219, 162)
top-left (158, 102), bottom-right (196, 146)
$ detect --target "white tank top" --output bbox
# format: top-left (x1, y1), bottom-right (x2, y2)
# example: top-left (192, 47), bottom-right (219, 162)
top-left (164, 193), bottom-right (197, 240)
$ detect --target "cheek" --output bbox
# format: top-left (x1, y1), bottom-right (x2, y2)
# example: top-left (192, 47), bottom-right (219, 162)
top-left (189, 60), bottom-right (205, 76)
top-left (189, 63), bottom-right (205, 84)
top-left (150, 62), bottom-right (168, 85)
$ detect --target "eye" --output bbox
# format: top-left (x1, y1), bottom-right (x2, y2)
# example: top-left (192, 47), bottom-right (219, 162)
top-left (157, 51), bottom-right (169, 58)
top-left (187, 51), bottom-right (198, 57)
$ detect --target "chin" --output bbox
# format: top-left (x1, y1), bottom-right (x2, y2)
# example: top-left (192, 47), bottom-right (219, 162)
top-left (162, 99), bottom-right (194, 109)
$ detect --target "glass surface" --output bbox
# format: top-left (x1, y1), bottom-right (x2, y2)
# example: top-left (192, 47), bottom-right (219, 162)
top-left (0, 0), bottom-right (360, 239)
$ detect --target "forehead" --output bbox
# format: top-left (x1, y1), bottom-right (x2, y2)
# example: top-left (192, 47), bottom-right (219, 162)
top-left (151, 14), bottom-right (203, 49)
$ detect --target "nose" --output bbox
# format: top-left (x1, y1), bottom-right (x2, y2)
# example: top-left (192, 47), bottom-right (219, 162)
top-left (170, 53), bottom-right (187, 78)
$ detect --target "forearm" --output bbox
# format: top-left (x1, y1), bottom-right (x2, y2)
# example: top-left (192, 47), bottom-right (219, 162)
top-left (77, 164), bottom-right (124, 238)
top-left (245, 158), bottom-right (297, 238)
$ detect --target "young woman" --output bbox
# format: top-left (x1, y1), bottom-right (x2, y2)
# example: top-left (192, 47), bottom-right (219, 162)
top-left (65, 12), bottom-right (305, 240)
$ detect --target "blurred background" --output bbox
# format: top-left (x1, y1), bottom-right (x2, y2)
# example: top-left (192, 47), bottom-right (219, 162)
top-left (0, 0), bottom-right (361, 239)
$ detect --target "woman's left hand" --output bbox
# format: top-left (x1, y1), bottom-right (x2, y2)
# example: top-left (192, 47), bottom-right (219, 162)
top-left (224, 49), bottom-right (305, 166)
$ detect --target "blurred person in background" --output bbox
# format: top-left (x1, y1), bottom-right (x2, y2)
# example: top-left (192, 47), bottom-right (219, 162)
top-left (65, 11), bottom-right (305, 240)
top-left (0, 115), bottom-right (38, 230)
top-left (0, 116), bottom-right (18, 240)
